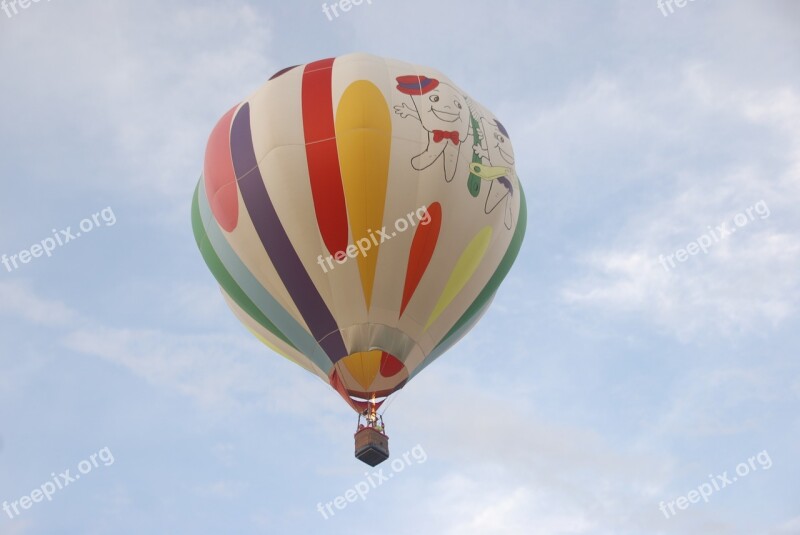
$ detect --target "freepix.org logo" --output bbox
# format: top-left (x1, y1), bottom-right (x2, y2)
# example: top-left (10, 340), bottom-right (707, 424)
top-left (1, 206), bottom-right (117, 273)
top-left (657, 0), bottom-right (698, 17)
top-left (321, 0), bottom-right (373, 21)
top-left (316, 205), bottom-right (431, 274)
top-left (657, 200), bottom-right (770, 272)
top-left (658, 449), bottom-right (772, 519)
top-left (1, 0), bottom-right (53, 20)
top-left (3, 447), bottom-right (115, 520)
top-left (316, 444), bottom-right (427, 519)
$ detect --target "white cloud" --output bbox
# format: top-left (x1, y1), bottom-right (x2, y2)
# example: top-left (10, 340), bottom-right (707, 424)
top-left (430, 473), bottom-right (593, 535)
top-left (386, 364), bottom-right (677, 533)
top-left (0, 519), bottom-right (34, 535)
top-left (647, 367), bottom-right (790, 439)
top-left (60, 325), bottom-right (328, 414)
top-left (161, 281), bottom-right (232, 326)
top-left (0, 280), bottom-right (78, 327)
top-left (0, 281), bottom-right (334, 417)
top-left (0, 1), bottom-right (276, 219)
top-left (561, 67), bottom-right (800, 339)
top-left (768, 515), bottom-right (800, 534)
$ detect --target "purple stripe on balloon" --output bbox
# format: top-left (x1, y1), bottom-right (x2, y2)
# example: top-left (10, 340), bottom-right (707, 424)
top-left (230, 102), bottom-right (347, 362)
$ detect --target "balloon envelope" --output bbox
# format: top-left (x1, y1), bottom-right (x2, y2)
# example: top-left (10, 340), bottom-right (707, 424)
top-left (192, 53), bottom-right (526, 412)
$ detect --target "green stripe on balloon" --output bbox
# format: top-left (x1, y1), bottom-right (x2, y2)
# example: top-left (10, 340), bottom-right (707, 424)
top-left (435, 184), bottom-right (527, 348)
top-left (466, 113), bottom-right (482, 197)
top-left (410, 296), bottom-right (493, 380)
top-left (196, 177), bottom-right (331, 372)
top-left (191, 182), bottom-right (297, 349)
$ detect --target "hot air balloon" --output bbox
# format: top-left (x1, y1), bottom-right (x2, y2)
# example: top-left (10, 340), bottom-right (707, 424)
top-left (192, 53), bottom-right (526, 466)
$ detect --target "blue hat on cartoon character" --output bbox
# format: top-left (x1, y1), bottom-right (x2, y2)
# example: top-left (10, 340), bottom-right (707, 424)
top-left (494, 119), bottom-right (510, 139)
top-left (396, 75), bottom-right (440, 95)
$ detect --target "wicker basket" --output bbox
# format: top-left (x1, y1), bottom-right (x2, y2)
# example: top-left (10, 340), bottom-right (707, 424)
top-left (354, 427), bottom-right (390, 466)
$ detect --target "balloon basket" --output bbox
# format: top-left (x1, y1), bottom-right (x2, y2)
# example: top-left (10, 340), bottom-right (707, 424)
top-left (354, 427), bottom-right (389, 466)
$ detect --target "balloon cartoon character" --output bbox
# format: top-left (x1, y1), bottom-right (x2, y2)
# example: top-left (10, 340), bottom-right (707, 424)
top-left (393, 76), bottom-right (471, 182)
top-left (473, 116), bottom-right (516, 229)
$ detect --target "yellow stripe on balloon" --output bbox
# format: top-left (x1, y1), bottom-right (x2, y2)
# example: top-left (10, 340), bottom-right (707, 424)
top-left (342, 350), bottom-right (383, 390)
top-left (425, 226), bottom-right (493, 331)
top-left (335, 80), bottom-right (392, 309)
top-left (247, 325), bottom-right (295, 361)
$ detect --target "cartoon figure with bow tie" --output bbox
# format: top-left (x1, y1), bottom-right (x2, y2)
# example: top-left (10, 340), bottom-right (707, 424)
top-left (394, 76), bottom-right (470, 182)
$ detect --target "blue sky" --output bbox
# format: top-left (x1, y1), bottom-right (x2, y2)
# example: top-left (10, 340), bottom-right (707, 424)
top-left (1, 1), bottom-right (798, 533)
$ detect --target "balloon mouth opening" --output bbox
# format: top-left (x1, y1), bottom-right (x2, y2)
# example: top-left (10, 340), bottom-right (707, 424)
top-left (331, 350), bottom-right (409, 390)
top-left (329, 362), bottom-right (409, 413)
top-left (349, 394), bottom-right (389, 405)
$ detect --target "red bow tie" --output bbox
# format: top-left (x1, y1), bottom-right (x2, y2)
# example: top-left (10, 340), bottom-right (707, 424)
top-left (432, 130), bottom-right (460, 145)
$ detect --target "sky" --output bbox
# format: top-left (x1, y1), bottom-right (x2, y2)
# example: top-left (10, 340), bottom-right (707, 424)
top-left (0, 0), bottom-right (798, 534)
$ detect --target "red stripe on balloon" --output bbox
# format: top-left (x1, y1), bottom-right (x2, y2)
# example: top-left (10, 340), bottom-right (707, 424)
top-left (302, 58), bottom-right (349, 256)
top-left (379, 352), bottom-right (405, 378)
top-left (204, 105), bottom-right (240, 232)
top-left (399, 202), bottom-right (442, 317)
